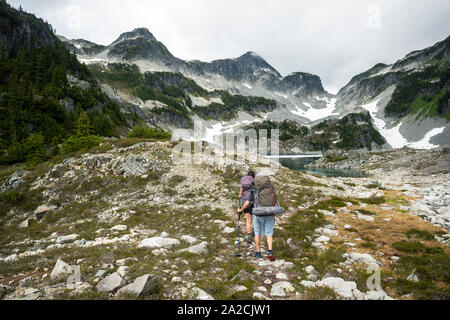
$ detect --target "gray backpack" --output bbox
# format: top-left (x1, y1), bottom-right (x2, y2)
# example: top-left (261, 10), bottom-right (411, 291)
top-left (252, 176), bottom-right (285, 216)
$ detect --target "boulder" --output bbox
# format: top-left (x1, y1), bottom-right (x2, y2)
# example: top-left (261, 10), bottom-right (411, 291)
top-left (56, 234), bottom-right (79, 244)
top-left (270, 282), bottom-right (296, 297)
top-left (1, 170), bottom-right (28, 192)
top-left (316, 277), bottom-right (357, 299)
top-left (96, 272), bottom-right (125, 293)
top-left (138, 237), bottom-right (180, 249)
top-left (115, 275), bottom-right (160, 298)
top-left (50, 258), bottom-right (71, 279)
top-left (190, 287), bottom-right (215, 300)
top-left (180, 235), bottom-right (198, 244)
top-left (178, 242), bottom-right (208, 255)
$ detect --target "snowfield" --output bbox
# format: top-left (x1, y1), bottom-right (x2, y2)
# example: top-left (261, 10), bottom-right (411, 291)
top-left (291, 98), bottom-right (338, 122)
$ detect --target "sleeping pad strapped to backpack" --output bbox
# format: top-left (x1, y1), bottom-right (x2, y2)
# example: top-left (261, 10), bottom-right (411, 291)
top-left (252, 176), bottom-right (285, 216)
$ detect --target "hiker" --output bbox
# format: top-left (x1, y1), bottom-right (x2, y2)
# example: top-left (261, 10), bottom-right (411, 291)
top-left (252, 175), bottom-right (284, 262)
top-left (238, 171), bottom-right (256, 243)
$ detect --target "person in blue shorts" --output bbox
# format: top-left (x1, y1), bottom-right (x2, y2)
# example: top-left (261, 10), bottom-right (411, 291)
top-left (253, 214), bottom-right (275, 261)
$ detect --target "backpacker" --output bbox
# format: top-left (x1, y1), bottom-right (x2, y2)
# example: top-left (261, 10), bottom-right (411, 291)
top-left (252, 176), bottom-right (285, 216)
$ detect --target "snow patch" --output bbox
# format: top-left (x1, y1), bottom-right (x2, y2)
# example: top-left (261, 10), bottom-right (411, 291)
top-left (407, 127), bottom-right (445, 150)
top-left (361, 99), bottom-right (408, 149)
top-left (291, 98), bottom-right (338, 121)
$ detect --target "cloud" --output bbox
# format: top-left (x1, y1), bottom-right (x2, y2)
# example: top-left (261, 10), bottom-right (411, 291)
top-left (8, 0), bottom-right (450, 93)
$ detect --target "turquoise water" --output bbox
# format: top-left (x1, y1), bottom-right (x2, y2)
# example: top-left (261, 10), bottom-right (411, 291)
top-left (278, 156), bottom-right (367, 178)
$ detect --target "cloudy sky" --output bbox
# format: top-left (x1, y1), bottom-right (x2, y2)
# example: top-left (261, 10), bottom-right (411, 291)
top-left (9, 0), bottom-right (450, 93)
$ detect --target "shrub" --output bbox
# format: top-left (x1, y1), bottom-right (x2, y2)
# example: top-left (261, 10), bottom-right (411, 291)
top-left (128, 125), bottom-right (171, 140)
top-left (61, 135), bottom-right (103, 154)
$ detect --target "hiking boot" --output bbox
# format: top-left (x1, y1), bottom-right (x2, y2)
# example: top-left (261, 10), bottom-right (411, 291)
top-left (254, 251), bottom-right (262, 259)
top-left (268, 251), bottom-right (275, 262)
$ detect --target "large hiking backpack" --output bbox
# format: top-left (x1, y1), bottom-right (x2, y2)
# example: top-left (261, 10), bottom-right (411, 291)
top-left (252, 176), bottom-right (285, 216)
top-left (240, 175), bottom-right (254, 206)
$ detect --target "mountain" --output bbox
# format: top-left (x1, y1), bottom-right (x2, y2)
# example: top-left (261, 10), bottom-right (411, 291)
top-left (63, 28), bottom-right (337, 125)
top-left (0, 1), bottom-right (132, 165)
top-left (336, 36), bottom-right (450, 149)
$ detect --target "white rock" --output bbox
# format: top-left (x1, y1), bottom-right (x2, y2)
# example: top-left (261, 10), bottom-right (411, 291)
top-left (315, 236), bottom-right (330, 243)
top-left (138, 237), bottom-right (181, 249)
top-left (223, 227), bottom-right (235, 234)
top-left (305, 266), bottom-right (316, 274)
top-left (111, 225), bottom-right (127, 231)
top-left (115, 274), bottom-right (159, 297)
top-left (190, 287), bottom-right (215, 300)
top-left (50, 258), bottom-right (71, 279)
top-left (257, 286), bottom-right (268, 293)
top-left (365, 288), bottom-right (392, 300)
top-left (270, 282), bottom-right (296, 297)
top-left (346, 252), bottom-right (379, 266)
top-left (352, 288), bottom-right (365, 300)
top-left (357, 214), bottom-right (374, 222)
top-left (178, 242), bottom-right (208, 255)
top-left (19, 219), bottom-right (30, 229)
top-left (300, 281), bottom-right (315, 288)
top-left (276, 273), bottom-right (289, 280)
top-left (357, 191), bottom-right (374, 198)
top-left (34, 204), bottom-right (57, 215)
top-left (97, 273), bottom-right (125, 293)
top-left (253, 292), bottom-right (267, 300)
top-left (316, 277), bottom-right (357, 299)
top-left (264, 279), bottom-right (272, 285)
top-left (180, 235), bottom-right (198, 244)
top-left (56, 234), bottom-right (79, 244)
top-left (117, 266), bottom-right (129, 278)
top-left (232, 285), bottom-right (247, 293)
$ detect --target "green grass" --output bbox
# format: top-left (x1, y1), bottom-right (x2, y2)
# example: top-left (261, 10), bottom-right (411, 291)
top-left (406, 229), bottom-right (435, 241)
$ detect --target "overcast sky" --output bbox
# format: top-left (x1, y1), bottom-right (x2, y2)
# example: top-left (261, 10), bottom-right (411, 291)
top-left (9, 0), bottom-right (450, 93)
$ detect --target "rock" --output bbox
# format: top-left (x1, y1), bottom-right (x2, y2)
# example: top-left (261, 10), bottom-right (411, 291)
top-left (18, 219), bottom-right (30, 229)
top-left (178, 241), bottom-right (208, 255)
top-left (232, 270), bottom-right (253, 282)
top-left (270, 282), bottom-right (296, 297)
top-left (258, 260), bottom-right (294, 269)
top-left (70, 283), bottom-right (93, 297)
top-left (253, 292), bottom-right (267, 300)
top-left (357, 214), bottom-right (374, 222)
top-left (345, 252), bottom-right (379, 266)
top-left (160, 232), bottom-right (169, 238)
top-left (180, 235), bottom-right (198, 244)
top-left (223, 227), bottom-right (235, 234)
top-left (257, 286), bottom-right (268, 293)
top-left (96, 272), bottom-right (125, 293)
top-left (190, 287), bottom-right (215, 300)
top-left (0, 285), bottom-right (14, 299)
top-left (231, 285), bottom-right (247, 293)
top-left (276, 273), bottom-right (289, 280)
top-left (316, 277), bottom-right (357, 299)
top-left (111, 225), bottom-right (127, 231)
top-left (305, 266), bottom-right (316, 274)
top-left (138, 237), bottom-right (181, 249)
top-left (1, 170), bottom-right (28, 192)
top-left (117, 266), bottom-right (130, 278)
top-left (264, 279), bottom-right (272, 285)
top-left (315, 236), bottom-right (330, 243)
top-left (407, 269), bottom-right (419, 283)
top-left (115, 258), bottom-right (138, 267)
top-left (357, 191), bottom-right (374, 198)
top-left (116, 275), bottom-right (160, 298)
top-left (50, 258), bottom-right (72, 279)
top-left (19, 276), bottom-right (36, 288)
top-left (34, 204), bottom-right (57, 218)
top-left (95, 270), bottom-right (107, 278)
top-left (56, 234), bottom-right (79, 244)
top-left (365, 288), bottom-right (392, 300)
top-left (352, 288), bottom-right (365, 300)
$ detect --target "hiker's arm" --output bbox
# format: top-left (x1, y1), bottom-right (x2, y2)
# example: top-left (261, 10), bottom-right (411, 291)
top-left (238, 201), bottom-right (251, 212)
top-left (239, 188), bottom-right (242, 199)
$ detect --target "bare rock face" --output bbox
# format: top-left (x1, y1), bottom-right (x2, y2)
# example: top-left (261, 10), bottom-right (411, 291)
top-left (1, 170), bottom-right (28, 192)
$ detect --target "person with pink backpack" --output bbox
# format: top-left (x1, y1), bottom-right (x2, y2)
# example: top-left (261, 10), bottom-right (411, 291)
top-left (237, 171), bottom-right (256, 243)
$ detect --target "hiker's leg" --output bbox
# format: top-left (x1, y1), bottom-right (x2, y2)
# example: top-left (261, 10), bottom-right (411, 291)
top-left (245, 213), bottom-right (252, 235)
top-left (265, 216), bottom-right (275, 251)
top-left (267, 236), bottom-right (273, 251)
top-left (255, 235), bottom-right (261, 252)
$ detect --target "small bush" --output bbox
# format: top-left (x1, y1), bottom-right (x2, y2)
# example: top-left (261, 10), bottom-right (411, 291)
top-left (128, 125), bottom-right (171, 140)
top-left (61, 135), bottom-right (103, 154)
top-left (393, 241), bottom-right (426, 254)
top-left (406, 229), bottom-right (435, 241)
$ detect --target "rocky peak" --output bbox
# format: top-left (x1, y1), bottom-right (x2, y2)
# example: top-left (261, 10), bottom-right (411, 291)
top-left (282, 72), bottom-right (326, 97)
top-left (112, 27), bottom-right (156, 45)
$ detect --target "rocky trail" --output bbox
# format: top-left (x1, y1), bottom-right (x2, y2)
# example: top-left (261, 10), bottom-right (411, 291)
top-left (0, 141), bottom-right (449, 300)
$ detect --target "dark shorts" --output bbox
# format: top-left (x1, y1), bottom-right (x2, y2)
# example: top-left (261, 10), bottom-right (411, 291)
top-left (243, 205), bottom-right (254, 215)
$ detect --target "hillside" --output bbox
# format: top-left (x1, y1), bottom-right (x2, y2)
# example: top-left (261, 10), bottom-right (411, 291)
top-left (0, 139), bottom-right (449, 300)
top-left (0, 1), bottom-right (133, 166)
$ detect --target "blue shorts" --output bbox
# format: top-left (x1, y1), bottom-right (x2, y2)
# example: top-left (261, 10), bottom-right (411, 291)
top-left (253, 215), bottom-right (275, 237)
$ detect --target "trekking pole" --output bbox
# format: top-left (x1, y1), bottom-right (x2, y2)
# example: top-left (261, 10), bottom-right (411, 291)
top-left (234, 199), bottom-right (242, 257)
